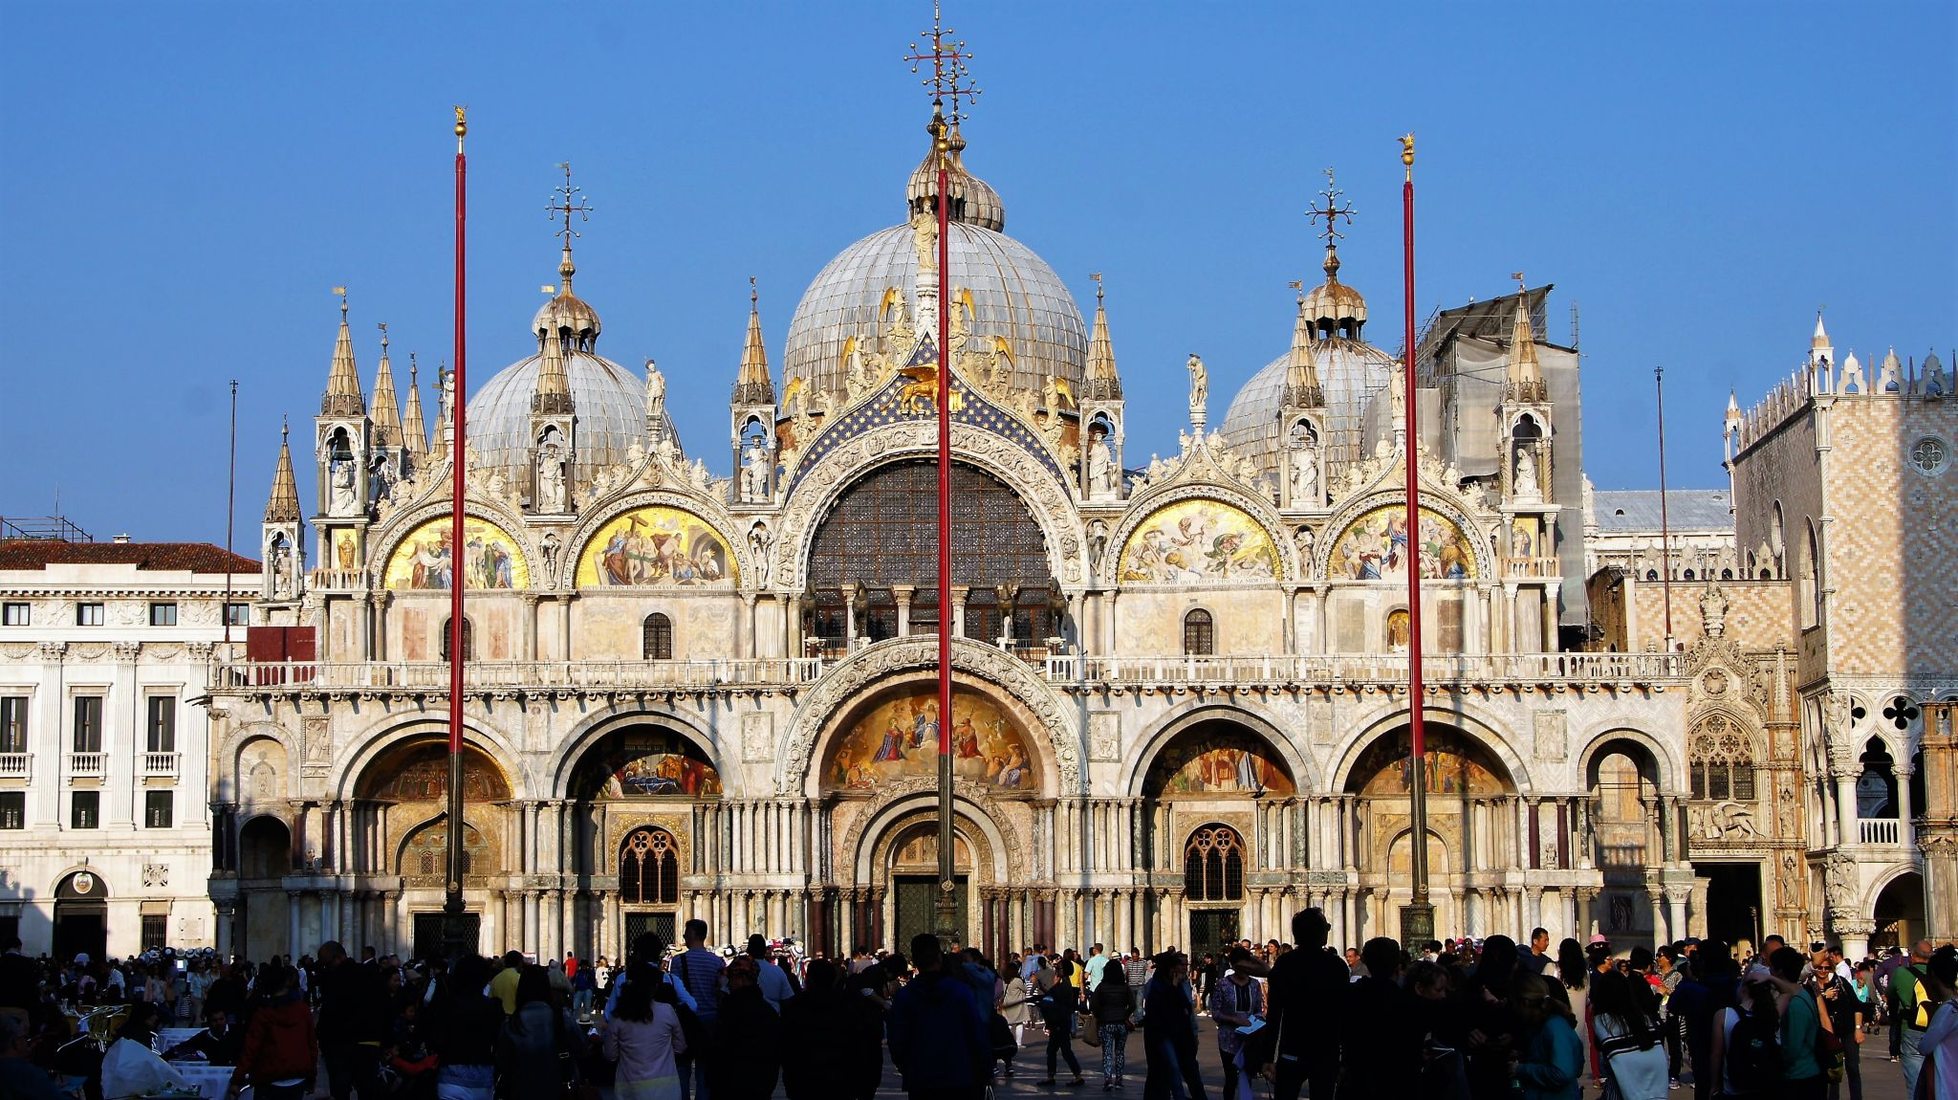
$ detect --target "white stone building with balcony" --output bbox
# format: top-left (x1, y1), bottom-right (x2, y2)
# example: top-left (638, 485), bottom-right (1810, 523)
top-left (0, 524), bottom-right (256, 958)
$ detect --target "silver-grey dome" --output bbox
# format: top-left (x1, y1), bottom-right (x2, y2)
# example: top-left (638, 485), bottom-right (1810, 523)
top-left (782, 221), bottom-right (1087, 404)
top-left (465, 350), bottom-right (656, 486)
top-left (1220, 337), bottom-right (1398, 475)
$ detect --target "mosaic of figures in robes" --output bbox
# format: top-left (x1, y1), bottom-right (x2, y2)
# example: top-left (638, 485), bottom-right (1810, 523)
top-left (577, 506), bottom-right (736, 587)
top-left (1354, 729), bottom-right (1506, 797)
top-left (1144, 729), bottom-right (1296, 797)
top-left (383, 517), bottom-right (529, 590)
top-left (579, 730), bottom-right (723, 798)
top-left (1118, 500), bottom-right (1279, 583)
top-left (1327, 505), bottom-right (1477, 581)
top-left (825, 688), bottom-right (1036, 793)
top-left (361, 743), bottom-right (512, 802)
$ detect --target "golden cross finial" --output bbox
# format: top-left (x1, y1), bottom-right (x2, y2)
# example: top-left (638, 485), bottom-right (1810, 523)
top-left (906, 1), bottom-right (980, 130)
top-left (548, 162), bottom-right (594, 251)
top-left (1091, 272), bottom-right (1104, 303)
top-left (1306, 168), bottom-right (1356, 247)
top-left (333, 286), bottom-right (348, 318)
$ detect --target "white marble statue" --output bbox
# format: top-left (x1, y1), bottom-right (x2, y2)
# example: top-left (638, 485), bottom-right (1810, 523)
top-left (1186, 354), bottom-right (1208, 414)
top-left (1514, 447), bottom-right (1540, 499)
top-left (1086, 429), bottom-right (1117, 498)
top-left (645, 359), bottom-right (667, 424)
top-left (329, 459), bottom-right (357, 515)
top-left (748, 523), bottom-right (773, 588)
top-left (1289, 443), bottom-right (1320, 506)
top-left (537, 443), bottom-right (567, 513)
top-left (740, 438), bottom-right (771, 502)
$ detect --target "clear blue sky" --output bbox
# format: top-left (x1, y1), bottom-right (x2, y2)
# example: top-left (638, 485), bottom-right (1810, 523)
top-left (2, 2), bottom-right (1952, 544)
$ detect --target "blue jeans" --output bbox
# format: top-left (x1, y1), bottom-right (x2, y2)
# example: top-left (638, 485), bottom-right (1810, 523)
top-left (1901, 1033), bottom-right (1925, 1097)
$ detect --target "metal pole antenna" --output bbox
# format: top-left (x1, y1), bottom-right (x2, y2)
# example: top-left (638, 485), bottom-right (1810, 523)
top-left (1398, 135), bottom-right (1435, 950)
top-left (224, 379), bottom-right (237, 648)
top-left (444, 107), bottom-right (474, 959)
top-left (1656, 366), bottom-right (1674, 649)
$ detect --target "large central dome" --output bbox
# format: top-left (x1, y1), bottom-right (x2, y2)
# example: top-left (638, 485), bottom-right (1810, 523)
top-left (782, 123), bottom-right (1087, 405)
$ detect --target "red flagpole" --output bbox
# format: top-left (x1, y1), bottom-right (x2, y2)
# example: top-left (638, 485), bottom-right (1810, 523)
top-left (445, 108), bottom-right (469, 937)
top-left (1400, 135), bottom-right (1435, 946)
top-left (933, 102), bottom-right (958, 940)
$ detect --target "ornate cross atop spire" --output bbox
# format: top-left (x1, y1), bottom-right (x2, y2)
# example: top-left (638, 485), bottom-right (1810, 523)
top-left (1306, 168), bottom-right (1356, 248)
top-left (906, 1), bottom-right (981, 125)
top-left (548, 161), bottom-right (594, 253)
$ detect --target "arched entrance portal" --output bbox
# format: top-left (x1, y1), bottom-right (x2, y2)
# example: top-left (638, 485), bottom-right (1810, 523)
top-left (1347, 726), bottom-right (1518, 941)
top-left (885, 820), bottom-right (975, 952)
top-left (238, 816), bottom-right (292, 961)
top-left (1874, 872), bottom-right (1927, 951)
top-left (1140, 717), bottom-right (1297, 951)
top-left (353, 739), bottom-right (512, 956)
top-left (565, 723), bottom-right (723, 960)
top-left (53, 871), bottom-right (108, 964)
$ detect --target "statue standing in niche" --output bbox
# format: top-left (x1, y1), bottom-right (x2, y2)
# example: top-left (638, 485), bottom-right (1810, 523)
top-left (748, 522), bottom-right (772, 588)
top-left (269, 538), bottom-right (293, 598)
top-left (540, 531), bottom-right (561, 580)
top-left (1186, 354), bottom-right (1208, 416)
top-left (1514, 447), bottom-right (1541, 499)
top-left (329, 459), bottom-right (357, 515)
top-left (1086, 426), bottom-right (1117, 498)
top-left (536, 439), bottom-right (568, 513)
top-left (1700, 583), bottom-right (1729, 638)
top-left (1086, 518), bottom-right (1109, 572)
top-left (740, 437), bottom-right (772, 502)
top-left (910, 211), bottom-right (937, 274)
top-left (1289, 440), bottom-right (1320, 506)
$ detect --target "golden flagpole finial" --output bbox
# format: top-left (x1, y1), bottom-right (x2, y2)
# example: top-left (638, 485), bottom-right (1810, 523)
top-left (454, 106), bottom-right (468, 151)
top-left (1399, 133), bottom-right (1415, 178)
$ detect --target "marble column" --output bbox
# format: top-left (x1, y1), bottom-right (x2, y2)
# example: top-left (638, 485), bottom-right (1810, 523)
top-left (1647, 887), bottom-right (1667, 946)
top-left (892, 585), bottom-right (914, 637)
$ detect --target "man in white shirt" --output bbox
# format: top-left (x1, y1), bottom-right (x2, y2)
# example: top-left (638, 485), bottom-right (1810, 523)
top-left (1084, 944), bottom-right (1109, 992)
top-left (747, 935), bottom-right (794, 1012)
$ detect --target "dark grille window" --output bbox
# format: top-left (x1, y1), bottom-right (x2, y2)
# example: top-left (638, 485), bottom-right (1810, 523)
top-left (440, 618), bottom-right (474, 661)
top-left (620, 827), bottom-right (680, 905)
top-left (73, 697), bottom-right (103, 753)
top-left (141, 915), bottom-right (168, 950)
top-left (808, 461), bottom-right (1058, 650)
top-left (71, 791), bottom-right (99, 830)
top-left (1183, 824), bottom-right (1246, 902)
top-left (145, 790), bottom-right (173, 829)
top-left (642, 614), bottom-right (674, 660)
top-left (0, 791), bottom-right (23, 829)
top-left (1183, 610), bottom-right (1214, 655)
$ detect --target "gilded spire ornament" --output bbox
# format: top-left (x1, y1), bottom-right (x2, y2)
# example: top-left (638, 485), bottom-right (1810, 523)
top-left (547, 161), bottom-right (594, 293)
top-left (1084, 272), bottom-right (1122, 399)
top-left (1506, 275), bottom-right (1545, 400)
top-left (371, 322), bottom-right (404, 448)
top-left (734, 277), bottom-right (776, 404)
top-left (402, 353), bottom-right (429, 455)
top-left (1284, 281), bottom-right (1324, 407)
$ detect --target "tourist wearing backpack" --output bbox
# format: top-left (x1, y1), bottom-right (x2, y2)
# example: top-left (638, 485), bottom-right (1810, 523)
top-left (1897, 939), bottom-right (1937, 1096)
top-left (1711, 967), bottom-right (1782, 1098)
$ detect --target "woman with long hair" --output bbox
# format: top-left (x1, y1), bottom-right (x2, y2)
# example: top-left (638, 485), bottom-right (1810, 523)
top-left (604, 961), bottom-right (687, 1100)
top-left (432, 955), bottom-right (501, 1100)
top-left (1591, 967), bottom-right (1669, 1100)
top-left (1090, 960), bottom-right (1137, 1090)
top-left (1038, 956), bottom-right (1086, 1087)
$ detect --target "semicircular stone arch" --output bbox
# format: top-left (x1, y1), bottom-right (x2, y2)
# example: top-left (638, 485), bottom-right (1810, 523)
top-left (774, 421), bottom-right (1085, 590)
top-left (328, 717), bottom-right (528, 804)
top-left (1124, 701), bottom-right (1319, 798)
top-left (372, 503), bottom-right (533, 592)
top-left (544, 706), bottom-right (727, 800)
top-left (776, 636), bottom-right (1080, 796)
top-left (1329, 704), bottom-right (1534, 795)
top-left (839, 779), bottom-right (1026, 885)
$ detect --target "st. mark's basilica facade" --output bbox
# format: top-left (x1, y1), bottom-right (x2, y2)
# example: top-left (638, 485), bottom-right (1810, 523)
top-left (175, 111), bottom-right (1957, 967)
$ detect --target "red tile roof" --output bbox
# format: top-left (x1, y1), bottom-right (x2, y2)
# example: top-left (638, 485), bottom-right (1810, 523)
top-left (0, 540), bottom-right (260, 573)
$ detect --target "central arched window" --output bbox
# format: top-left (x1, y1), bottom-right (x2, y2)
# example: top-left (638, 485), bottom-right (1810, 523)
top-left (1183, 824), bottom-right (1245, 901)
top-left (1689, 714), bottom-right (1756, 801)
top-left (642, 613), bottom-right (674, 660)
top-left (620, 826), bottom-right (679, 905)
top-left (439, 617), bottom-right (474, 661)
top-left (1183, 609), bottom-right (1214, 655)
top-left (807, 460), bottom-right (1059, 650)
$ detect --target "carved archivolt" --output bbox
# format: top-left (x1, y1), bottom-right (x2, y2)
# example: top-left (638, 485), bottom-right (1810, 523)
top-left (774, 421), bottom-right (1084, 589)
top-left (775, 636), bottom-right (1081, 795)
top-left (836, 778), bottom-right (1027, 884)
top-left (555, 487), bottom-right (754, 592)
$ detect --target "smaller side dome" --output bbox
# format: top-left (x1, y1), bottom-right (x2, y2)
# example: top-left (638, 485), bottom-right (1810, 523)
top-left (1301, 247), bottom-right (1368, 335)
top-left (905, 120), bottom-right (1006, 232)
top-left (533, 249), bottom-right (603, 352)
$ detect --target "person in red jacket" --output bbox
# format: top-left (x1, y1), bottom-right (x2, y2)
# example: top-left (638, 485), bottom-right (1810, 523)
top-left (226, 964), bottom-right (317, 1100)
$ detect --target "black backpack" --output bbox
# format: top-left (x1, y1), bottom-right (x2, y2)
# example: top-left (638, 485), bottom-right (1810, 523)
top-left (1726, 1006), bottom-right (1782, 1094)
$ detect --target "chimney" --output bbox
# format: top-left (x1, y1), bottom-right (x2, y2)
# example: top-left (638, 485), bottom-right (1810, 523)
top-left (113, 534), bottom-right (132, 544)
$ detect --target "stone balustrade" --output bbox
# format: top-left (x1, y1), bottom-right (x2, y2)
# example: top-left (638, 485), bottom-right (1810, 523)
top-left (210, 656), bottom-right (826, 695)
top-left (1043, 650), bottom-right (1684, 687)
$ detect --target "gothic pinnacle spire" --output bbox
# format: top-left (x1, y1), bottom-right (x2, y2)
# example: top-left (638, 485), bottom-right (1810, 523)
top-left (734, 277), bottom-right (775, 404)
top-left (266, 418), bottom-right (302, 523)
top-left (322, 288), bottom-right (365, 416)
top-left (402, 353), bottom-right (429, 455)
top-left (1284, 283), bottom-right (1324, 407)
top-left (370, 323), bottom-right (403, 448)
top-left (1505, 286), bottom-right (1545, 399)
top-left (532, 310), bottom-right (574, 415)
top-left (1085, 273), bottom-right (1122, 399)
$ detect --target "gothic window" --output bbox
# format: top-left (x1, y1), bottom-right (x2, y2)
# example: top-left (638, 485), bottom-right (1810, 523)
top-left (1183, 609), bottom-right (1215, 656)
top-left (642, 613), bottom-right (674, 661)
top-left (1883, 695), bottom-right (1921, 732)
top-left (439, 617), bottom-right (474, 661)
top-left (808, 461), bottom-right (1058, 648)
top-left (1688, 714), bottom-right (1756, 801)
top-left (1183, 824), bottom-right (1245, 902)
top-left (620, 827), bottom-right (680, 905)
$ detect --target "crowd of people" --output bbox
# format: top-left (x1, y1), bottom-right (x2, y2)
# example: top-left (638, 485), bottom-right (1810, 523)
top-left (5, 917), bottom-right (1958, 1100)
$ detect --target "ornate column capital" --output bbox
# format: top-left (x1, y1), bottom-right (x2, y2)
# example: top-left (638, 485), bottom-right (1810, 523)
top-left (36, 641), bottom-right (67, 660)
top-left (113, 641), bottom-right (143, 663)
